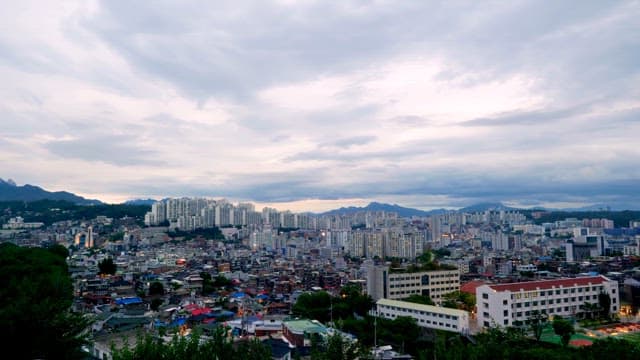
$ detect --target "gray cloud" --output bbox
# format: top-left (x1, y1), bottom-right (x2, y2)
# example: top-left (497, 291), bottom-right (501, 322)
top-left (321, 136), bottom-right (377, 149)
top-left (45, 135), bottom-right (164, 166)
top-left (0, 1), bottom-right (638, 209)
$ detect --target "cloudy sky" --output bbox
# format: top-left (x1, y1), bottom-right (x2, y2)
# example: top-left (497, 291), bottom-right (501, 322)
top-left (1, 0), bottom-right (639, 211)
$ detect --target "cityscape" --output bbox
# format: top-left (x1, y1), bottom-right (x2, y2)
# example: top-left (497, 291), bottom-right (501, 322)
top-left (2, 1), bottom-right (640, 359)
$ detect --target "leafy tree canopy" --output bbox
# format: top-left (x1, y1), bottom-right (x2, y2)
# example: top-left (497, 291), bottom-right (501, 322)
top-left (0, 243), bottom-right (90, 359)
top-left (98, 257), bottom-right (117, 275)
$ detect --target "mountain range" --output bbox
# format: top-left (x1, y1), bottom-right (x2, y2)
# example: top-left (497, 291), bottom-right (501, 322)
top-left (0, 178), bottom-right (102, 205)
top-left (320, 201), bottom-right (448, 217)
top-left (1, 179), bottom-right (630, 213)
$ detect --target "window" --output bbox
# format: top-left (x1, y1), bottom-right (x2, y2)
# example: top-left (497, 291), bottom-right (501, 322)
top-left (503, 300), bottom-right (508, 305)
top-left (504, 310), bottom-right (509, 316)
top-left (504, 319), bottom-right (509, 325)
top-left (482, 293), bottom-right (489, 299)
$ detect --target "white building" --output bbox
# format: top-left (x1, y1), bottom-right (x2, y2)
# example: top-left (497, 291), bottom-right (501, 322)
top-left (376, 298), bottom-right (470, 334)
top-left (2, 216), bottom-right (44, 229)
top-left (367, 265), bottom-right (460, 304)
top-left (476, 276), bottom-right (619, 328)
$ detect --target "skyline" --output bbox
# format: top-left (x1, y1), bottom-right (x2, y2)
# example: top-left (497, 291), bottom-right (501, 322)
top-left (1, 1), bottom-right (639, 212)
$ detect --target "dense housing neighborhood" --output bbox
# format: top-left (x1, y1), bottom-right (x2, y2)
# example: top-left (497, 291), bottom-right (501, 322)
top-left (3, 196), bottom-right (640, 358)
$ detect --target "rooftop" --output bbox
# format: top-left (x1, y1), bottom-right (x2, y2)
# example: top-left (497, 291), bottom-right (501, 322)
top-left (283, 319), bottom-right (327, 334)
top-left (376, 298), bottom-right (469, 317)
top-left (485, 276), bottom-right (609, 293)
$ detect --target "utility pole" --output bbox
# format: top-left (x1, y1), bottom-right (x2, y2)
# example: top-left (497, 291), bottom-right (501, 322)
top-left (374, 309), bottom-right (378, 359)
top-left (330, 296), bottom-right (333, 326)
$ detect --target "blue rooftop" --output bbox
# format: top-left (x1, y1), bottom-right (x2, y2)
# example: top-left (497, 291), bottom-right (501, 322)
top-left (115, 297), bottom-right (143, 305)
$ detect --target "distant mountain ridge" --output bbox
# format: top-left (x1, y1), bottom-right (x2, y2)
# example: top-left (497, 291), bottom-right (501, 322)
top-left (321, 202), bottom-right (448, 217)
top-left (0, 178), bottom-right (102, 205)
top-left (321, 201), bottom-right (527, 218)
top-left (458, 202), bottom-right (517, 212)
top-left (124, 198), bottom-right (158, 206)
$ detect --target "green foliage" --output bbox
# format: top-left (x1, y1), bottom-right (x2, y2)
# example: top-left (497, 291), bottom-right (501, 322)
top-left (48, 243), bottom-right (70, 259)
top-left (0, 243), bottom-right (90, 359)
top-left (532, 210), bottom-right (640, 228)
top-left (441, 291), bottom-right (476, 311)
top-left (528, 310), bottom-right (548, 341)
top-left (109, 232), bottom-right (125, 242)
top-left (402, 294), bottom-right (435, 306)
top-left (148, 281), bottom-right (165, 296)
top-left (112, 327), bottom-right (270, 360)
top-left (150, 298), bottom-right (163, 311)
top-left (392, 251), bottom-right (457, 273)
top-left (416, 324), bottom-right (640, 360)
top-left (292, 286), bottom-right (374, 324)
top-left (292, 291), bottom-right (331, 323)
top-left (200, 272), bottom-right (215, 294)
top-left (433, 248), bottom-right (451, 259)
top-left (0, 199), bottom-right (149, 226)
top-left (167, 227), bottom-right (225, 241)
top-left (311, 332), bottom-right (362, 360)
top-left (598, 292), bottom-right (611, 319)
top-left (552, 316), bottom-right (575, 347)
top-left (213, 275), bottom-right (232, 289)
top-left (98, 257), bottom-right (117, 275)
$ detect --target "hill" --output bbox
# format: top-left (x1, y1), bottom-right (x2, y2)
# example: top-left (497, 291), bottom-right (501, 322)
top-left (0, 178), bottom-right (102, 205)
top-left (124, 198), bottom-right (157, 206)
top-left (458, 202), bottom-right (517, 212)
top-left (321, 202), bottom-right (447, 218)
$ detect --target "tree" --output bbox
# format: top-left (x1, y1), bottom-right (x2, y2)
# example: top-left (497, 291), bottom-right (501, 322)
top-left (402, 294), bottom-right (435, 306)
top-left (200, 272), bottom-right (215, 294)
top-left (112, 327), bottom-right (271, 360)
top-left (292, 291), bottom-right (331, 323)
top-left (552, 316), bottom-right (574, 347)
top-left (598, 291), bottom-right (611, 320)
top-left (311, 332), bottom-right (361, 360)
top-left (149, 281), bottom-right (165, 296)
top-left (213, 275), bottom-right (231, 289)
top-left (98, 257), bottom-right (117, 275)
top-left (528, 310), bottom-right (548, 341)
top-left (441, 291), bottom-right (475, 311)
top-left (0, 243), bottom-right (90, 359)
top-left (150, 298), bottom-right (163, 311)
top-left (580, 302), bottom-right (599, 320)
top-left (48, 243), bottom-right (70, 259)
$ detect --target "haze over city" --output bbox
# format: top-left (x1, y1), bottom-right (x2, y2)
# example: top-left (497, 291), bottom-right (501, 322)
top-left (1, 1), bottom-right (639, 211)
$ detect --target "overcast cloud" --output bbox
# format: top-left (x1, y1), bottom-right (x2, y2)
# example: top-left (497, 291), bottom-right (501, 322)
top-left (1, 0), bottom-right (639, 211)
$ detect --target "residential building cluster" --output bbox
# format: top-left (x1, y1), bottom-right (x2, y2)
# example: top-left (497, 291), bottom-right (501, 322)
top-left (4, 197), bottom-right (640, 357)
